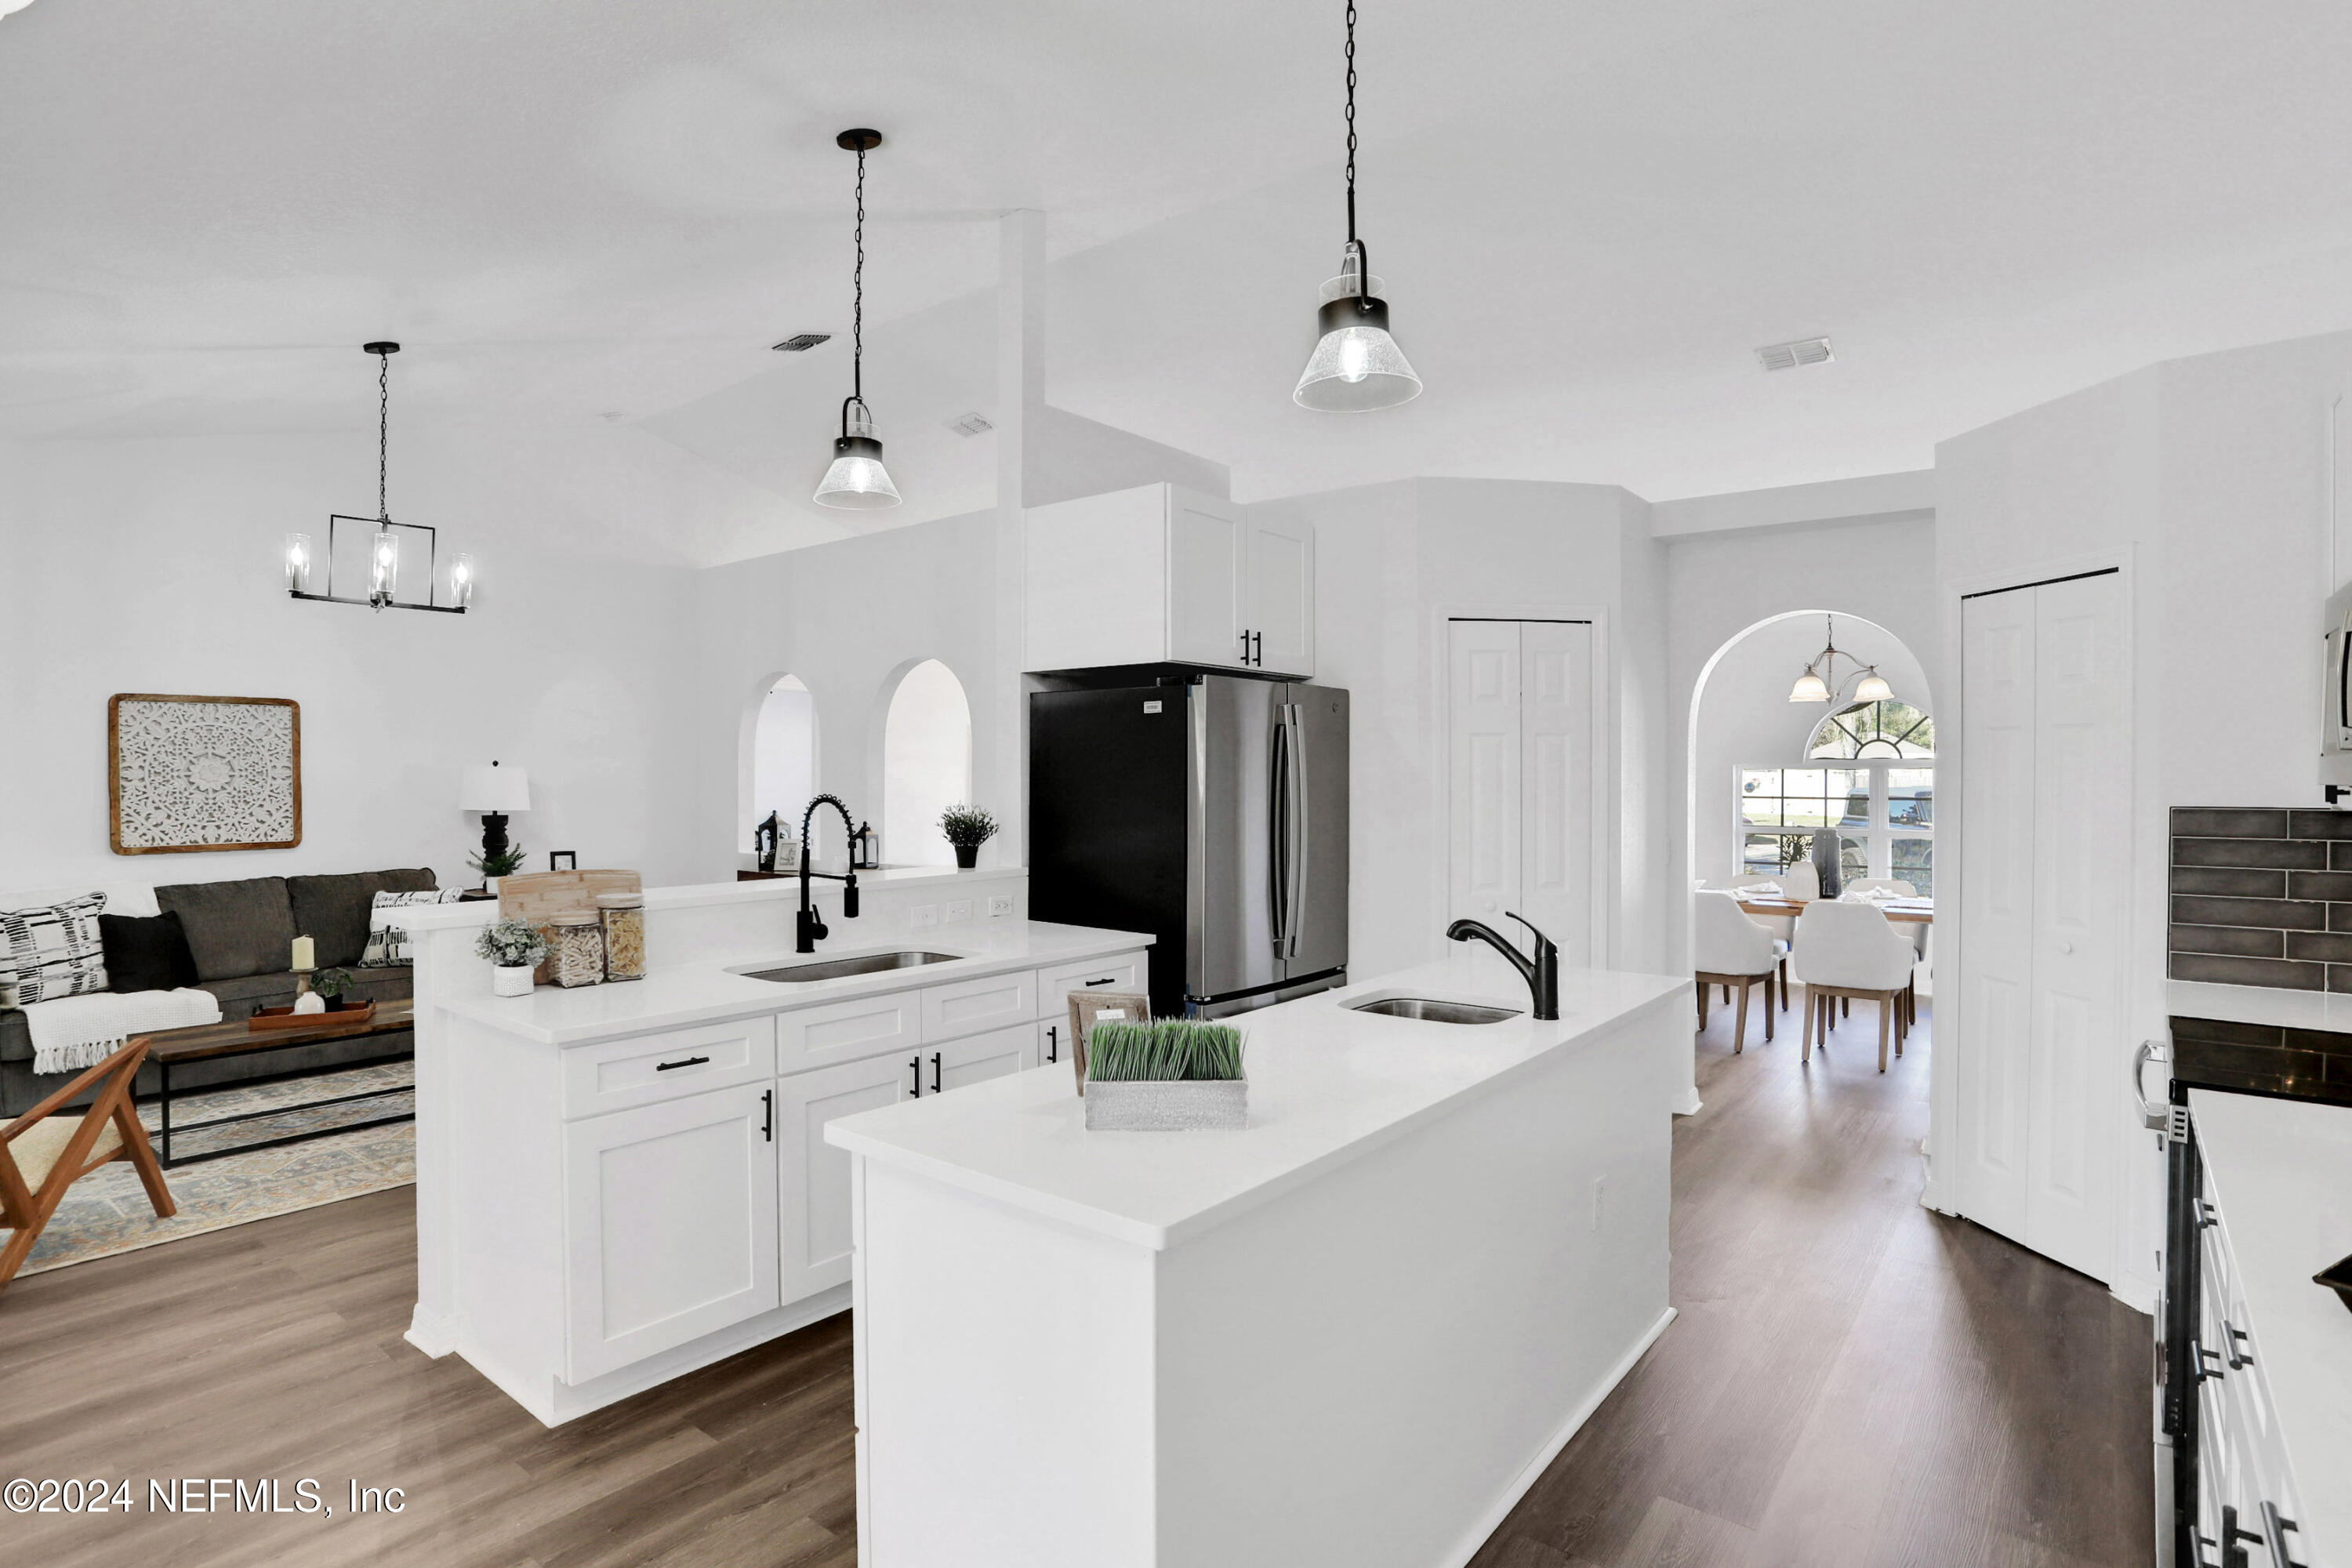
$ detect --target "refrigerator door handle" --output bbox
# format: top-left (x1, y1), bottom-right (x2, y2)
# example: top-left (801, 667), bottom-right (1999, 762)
top-left (1283, 702), bottom-right (1308, 961)
top-left (1268, 702), bottom-right (1290, 958)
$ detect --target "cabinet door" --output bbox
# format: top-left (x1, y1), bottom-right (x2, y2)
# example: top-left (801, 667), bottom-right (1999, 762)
top-left (928, 1023), bottom-right (1037, 1094)
top-left (1167, 491), bottom-right (1250, 668)
top-left (1247, 514), bottom-right (1316, 677)
top-left (563, 1083), bottom-right (779, 1383)
top-left (778, 1051), bottom-right (916, 1304)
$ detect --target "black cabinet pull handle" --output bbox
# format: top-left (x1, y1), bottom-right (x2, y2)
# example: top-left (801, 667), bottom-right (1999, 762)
top-left (1253, 630), bottom-right (1263, 666)
top-left (761, 1089), bottom-right (773, 1142)
top-left (1238, 630), bottom-right (1250, 662)
top-left (1046, 1025), bottom-right (1058, 1064)
top-left (1087, 975), bottom-right (1116, 986)
top-left (909, 1055), bottom-right (921, 1097)
top-left (656, 1055), bottom-right (710, 1072)
top-left (931, 1051), bottom-right (942, 1094)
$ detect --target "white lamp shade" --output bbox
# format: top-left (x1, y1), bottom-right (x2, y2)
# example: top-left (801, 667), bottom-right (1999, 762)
top-left (1853, 671), bottom-right (1894, 702)
top-left (459, 764), bottom-right (531, 812)
top-left (1788, 673), bottom-right (1831, 703)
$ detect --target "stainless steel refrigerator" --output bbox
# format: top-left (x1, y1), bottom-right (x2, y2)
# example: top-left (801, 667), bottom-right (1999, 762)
top-left (1029, 677), bottom-right (1348, 1018)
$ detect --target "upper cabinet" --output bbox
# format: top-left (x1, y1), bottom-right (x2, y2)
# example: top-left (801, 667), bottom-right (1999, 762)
top-left (1025, 483), bottom-right (1316, 677)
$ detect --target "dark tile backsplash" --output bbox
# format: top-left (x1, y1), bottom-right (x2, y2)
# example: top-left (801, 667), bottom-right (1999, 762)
top-left (2167, 1013), bottom-right (2352, 1107)
top-left (2170, 807), bottom-right (2352, 991)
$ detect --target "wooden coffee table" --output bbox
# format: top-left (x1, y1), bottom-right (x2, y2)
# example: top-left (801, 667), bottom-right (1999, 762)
top-left (136, 998), bottom-right (416, 1168)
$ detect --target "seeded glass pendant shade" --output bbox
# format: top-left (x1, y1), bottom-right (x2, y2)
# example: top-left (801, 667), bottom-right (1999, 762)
top-left (1294, 259), bottom-right (1421, 412)
top-left (812, 128), bottom-right (902, 512)
top-left (815, 402), bottom-right (902, 509)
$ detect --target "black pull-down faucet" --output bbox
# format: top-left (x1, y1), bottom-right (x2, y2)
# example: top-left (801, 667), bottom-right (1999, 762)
top-left (1445, 911), bottom-right (1560, 1021)
top-left (797, 793), bottom-right (862, 953)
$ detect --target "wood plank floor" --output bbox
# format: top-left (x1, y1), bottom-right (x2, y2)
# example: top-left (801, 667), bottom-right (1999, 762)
top-left (0, 989), bottom-right (2152, 1568)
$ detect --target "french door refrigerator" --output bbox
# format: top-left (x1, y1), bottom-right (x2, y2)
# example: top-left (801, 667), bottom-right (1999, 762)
top-left (1029, 677), bottom-right (1348, 1019)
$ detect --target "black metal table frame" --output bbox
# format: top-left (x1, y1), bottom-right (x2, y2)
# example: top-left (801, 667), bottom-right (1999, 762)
top-left (156, 1040), bottom-right (416, 1169)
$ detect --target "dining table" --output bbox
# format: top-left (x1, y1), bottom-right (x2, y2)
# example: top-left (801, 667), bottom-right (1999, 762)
top-left (1736, 895), bottom-right (1934, 925)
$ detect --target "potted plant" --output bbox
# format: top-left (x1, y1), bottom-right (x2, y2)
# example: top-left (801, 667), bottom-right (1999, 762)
top-left (476, 916), bottom-right (546, 997)
top-left (468, 842), bottom-right (528, 894)
top-left (312, 967), bottom-right (359, 1011)
top-left (1082, 1018), bottom-right (1248, 1131)
top-left (939, 804), bottom-right (998, 870)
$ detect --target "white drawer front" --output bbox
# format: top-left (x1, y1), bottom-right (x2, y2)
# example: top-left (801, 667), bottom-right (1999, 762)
top-left (560, 1016), bottom-right (776, 1120)
top-left (920, 968), bottom-right (1038, 1042)
top-left (1034, 949), bottom-right (1148, 1019)
top-left (777, 989), bottom-right (923, 1073)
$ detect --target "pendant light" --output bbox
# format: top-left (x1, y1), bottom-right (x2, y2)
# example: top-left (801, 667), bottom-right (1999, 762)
top-left (1787, 615), bottom-right (1894, 705)
top-left (813, 129), bottom-right (902, 510)
top-left (1294, 0), bottom-right (1421, 412)
top-left (285, 342), bottom-right (470, 615)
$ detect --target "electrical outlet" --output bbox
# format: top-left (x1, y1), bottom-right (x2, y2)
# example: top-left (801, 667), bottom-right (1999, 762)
top-left (987, 894), bottom-right (1014, 917)
top-left (1591, 1175), bottom-right (1608, 1232)
top-left (946, 899), bottom-right (973, 923)
top-left (911, 906), bottom-right (939, 929)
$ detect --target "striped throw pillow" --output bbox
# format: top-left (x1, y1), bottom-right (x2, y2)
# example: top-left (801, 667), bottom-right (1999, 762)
top-left (0, 893), bottom-right (111, 1008)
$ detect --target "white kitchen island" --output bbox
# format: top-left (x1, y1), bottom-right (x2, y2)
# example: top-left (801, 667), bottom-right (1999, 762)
top-left (826, 949), bottom-right (1689, 1568)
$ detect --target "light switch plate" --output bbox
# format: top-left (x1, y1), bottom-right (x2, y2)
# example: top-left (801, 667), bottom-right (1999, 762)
top-left (911, 906), bottom-right (939, 928)
top-left (946, 899), bottom-right (973, 923)
top-left (987, 894), bottom-right (1014, 917)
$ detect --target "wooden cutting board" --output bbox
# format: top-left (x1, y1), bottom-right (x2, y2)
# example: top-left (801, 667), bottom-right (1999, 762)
top-left (499, 870), bottom-right (642, 982)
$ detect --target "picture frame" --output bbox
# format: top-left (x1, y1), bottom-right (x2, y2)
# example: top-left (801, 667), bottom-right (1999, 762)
top-left (108, 693), bottom-right (302, 855)
top-left (1065, 989), bottom-right (1149, 1095)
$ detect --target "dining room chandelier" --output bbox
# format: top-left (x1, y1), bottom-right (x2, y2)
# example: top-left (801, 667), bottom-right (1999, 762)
top-left (1292, 0), bottom-right (1421, 412)
top-left (812, 129), bottom-right (902, 510)
top-left (1788, 614), bottom-right (1893, 704)
top-left (285, 342), bottom-right (471, 614)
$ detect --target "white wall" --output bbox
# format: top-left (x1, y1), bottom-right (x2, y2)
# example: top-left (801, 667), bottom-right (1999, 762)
top-left (881, 659), bottom-right (975, 868)
top-left (0, 423), bottom-right (718, 898)
top-left (750, 677), bottom-right (816, 841)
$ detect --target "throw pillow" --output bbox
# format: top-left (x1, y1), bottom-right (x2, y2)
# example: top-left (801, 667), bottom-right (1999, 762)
top-left (97, 910), bottom-right (201, 994)
top-left (359, 889), bottom-right (464, 967)
top-left (0, 892), bottom-right (111, 1008)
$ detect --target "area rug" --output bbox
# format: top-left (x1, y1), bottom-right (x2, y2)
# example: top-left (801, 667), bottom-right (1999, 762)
top-left (16, 1062), bottom-right (415, 1277)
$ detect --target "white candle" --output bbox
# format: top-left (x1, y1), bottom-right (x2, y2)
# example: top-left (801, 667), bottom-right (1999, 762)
top-left (292, 935), bottom-right (315, 971)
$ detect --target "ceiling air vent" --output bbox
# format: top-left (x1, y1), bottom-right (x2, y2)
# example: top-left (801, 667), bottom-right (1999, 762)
top-left (1756, 336), bottom-right (1834, 372)
top-left (948, 412), bottom-right (994, 437)
top-left (771, 333), bottom-right (832, 352)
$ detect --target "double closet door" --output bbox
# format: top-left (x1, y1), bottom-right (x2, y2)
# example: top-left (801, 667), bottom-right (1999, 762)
top-left (1958, 570), bottom-right (2125, 1283)
top-left (1446, 619), bottom-right (1595, 969)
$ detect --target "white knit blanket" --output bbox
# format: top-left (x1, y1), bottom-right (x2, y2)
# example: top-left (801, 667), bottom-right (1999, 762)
top-left (21, 988), bottom-right (221, 1076)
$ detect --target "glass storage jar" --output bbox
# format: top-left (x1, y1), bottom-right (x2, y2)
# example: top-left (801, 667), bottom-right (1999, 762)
top-left (598, 891), bottom-right (645, 982)
top-left (550, 911), bottom-right (605, 989)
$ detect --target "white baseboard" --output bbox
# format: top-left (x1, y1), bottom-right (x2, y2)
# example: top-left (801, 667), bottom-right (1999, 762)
top-left (1673, 1087), bottom-right (1702, 1116)
top-left (1435, 1305), bottom-right (1678, 1568)
top-left (404, 1306), bottom-right (462, 1359)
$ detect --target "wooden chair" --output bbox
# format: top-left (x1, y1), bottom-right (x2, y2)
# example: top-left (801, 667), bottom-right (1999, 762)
top-left (0, 1036), bottom-right (175, 1295)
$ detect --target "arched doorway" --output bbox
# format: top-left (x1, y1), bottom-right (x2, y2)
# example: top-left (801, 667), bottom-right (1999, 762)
top-left (880, 659), bottom-right (972, 869)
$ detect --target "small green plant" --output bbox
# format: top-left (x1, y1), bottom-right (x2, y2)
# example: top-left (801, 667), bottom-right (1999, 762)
top-left (475, 917), bottom-right (546, 968)
top-left (311, 967), bottom-right (354, 1000)
top-left (1086, 1018), bottom-right (1247, 1083)
top-left (468, 843), bottom-right (528, 880)
top-left (938, 804), bottom-right (999, 851)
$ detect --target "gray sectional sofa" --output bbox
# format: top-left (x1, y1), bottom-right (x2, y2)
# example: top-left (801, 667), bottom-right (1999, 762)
top-left (0, 868), bottom-right (438, 1115)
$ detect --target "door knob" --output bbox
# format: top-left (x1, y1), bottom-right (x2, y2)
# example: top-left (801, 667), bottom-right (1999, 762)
top-left (2056, 941), bottom-right (2074, 954)
top-left (1480, 897), bottom-right (1497, 912)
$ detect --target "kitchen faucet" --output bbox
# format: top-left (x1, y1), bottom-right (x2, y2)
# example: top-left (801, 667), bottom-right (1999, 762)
top-left (797, 793), bottom-right (862, 953)
top-left (1445, 912), bottom-right (1559, 1021)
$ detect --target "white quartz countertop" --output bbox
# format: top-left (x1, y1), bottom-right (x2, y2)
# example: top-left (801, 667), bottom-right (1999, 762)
top-left (441, 919), bottom-right (1151, 1045)
top-left (2188, 1089), bottom-right (2352, 1557)
top-left (824, 951), bottom-right (1688, 1251)
top-left (402, 865), bottom-right (1024, 932)
top-left (2169, 979), bottom-right (2352, 1035)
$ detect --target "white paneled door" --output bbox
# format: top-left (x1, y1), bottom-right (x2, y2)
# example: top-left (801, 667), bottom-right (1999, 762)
top-left (1446, 619), bottom-right (1595, 967)
top-left (1956, 571), bottom-right (2125, 1283)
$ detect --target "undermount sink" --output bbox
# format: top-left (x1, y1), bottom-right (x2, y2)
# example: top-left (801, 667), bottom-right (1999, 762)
top-left (743, 951), bottom-right (961, 984)
top-left (1348, 996), bottom-right (1521, 1025)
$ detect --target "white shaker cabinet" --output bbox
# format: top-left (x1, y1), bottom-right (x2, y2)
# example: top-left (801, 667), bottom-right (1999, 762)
top-left (562, 1080), bottom-right (781, 1384)
top-left (927, 1023), bottom-right (1037, 1094)
top-left (777, 1051), bottom-right (916, 1304)
top-left (1025, 482), bottom-right (1315, 677)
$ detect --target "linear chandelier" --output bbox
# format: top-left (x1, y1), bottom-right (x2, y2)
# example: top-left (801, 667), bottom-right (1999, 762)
top-left (286, 343), bottom-right (471, 614)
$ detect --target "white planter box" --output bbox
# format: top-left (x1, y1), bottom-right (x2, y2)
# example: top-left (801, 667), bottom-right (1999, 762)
top-left (1082, 1078), bottom-right (1247, 1131)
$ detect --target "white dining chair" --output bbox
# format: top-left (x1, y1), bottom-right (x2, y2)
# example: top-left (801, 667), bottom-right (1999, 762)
top-left (1791, 899), bottom-right (1916, 1071)
top-left (1728, 867), bottom-right (1812, 1009)
top-left (1692, 891), bottom-right (1779, 1052)
top-left (1842, 878), bottom-right (1929, 1021)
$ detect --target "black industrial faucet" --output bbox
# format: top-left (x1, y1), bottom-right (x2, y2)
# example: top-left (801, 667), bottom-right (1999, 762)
top-left (1445, 911), bottom-right (1560, 1021)
top-left (797, 793), bottom-right (862, 953)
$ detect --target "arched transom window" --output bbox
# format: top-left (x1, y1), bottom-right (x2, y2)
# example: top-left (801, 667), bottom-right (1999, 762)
top-left (1806, 699), bottom-right (1934, 760)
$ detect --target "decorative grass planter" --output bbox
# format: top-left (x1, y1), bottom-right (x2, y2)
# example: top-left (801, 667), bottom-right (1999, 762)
top-left (1083, 1077), bottom-right (1248, 1131)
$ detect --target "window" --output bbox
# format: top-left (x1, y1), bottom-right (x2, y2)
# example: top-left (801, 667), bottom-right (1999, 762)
top-left (1740, 732), bottom-right (1935, 895)
top-left (881, 659), bottom-right (973, 869)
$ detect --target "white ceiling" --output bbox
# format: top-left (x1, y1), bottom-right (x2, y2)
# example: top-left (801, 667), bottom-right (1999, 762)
top-left (13, 1), bottom-right (2352, 554)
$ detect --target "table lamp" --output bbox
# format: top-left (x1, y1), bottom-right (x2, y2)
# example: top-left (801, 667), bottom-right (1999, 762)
top-left (459, 760), bottom-right (532, 866)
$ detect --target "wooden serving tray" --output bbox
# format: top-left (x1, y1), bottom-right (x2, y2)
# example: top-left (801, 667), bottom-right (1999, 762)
top-left (249, 1000), bottom-right (376, 1030)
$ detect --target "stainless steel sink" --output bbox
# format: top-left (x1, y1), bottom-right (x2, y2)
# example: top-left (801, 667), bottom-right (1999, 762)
top-left (1348, 996), bottom-right (1520, 1025)
top-left (743, 951), bottom-right (961, 983)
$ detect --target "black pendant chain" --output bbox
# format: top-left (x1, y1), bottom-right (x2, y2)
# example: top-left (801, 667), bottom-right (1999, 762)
top-left (852, 142), bottom-right (866, 409)
top-left (1344, 0), bottom-right (1358, 247)
top-left (376, 349), bottom-right (391, 523)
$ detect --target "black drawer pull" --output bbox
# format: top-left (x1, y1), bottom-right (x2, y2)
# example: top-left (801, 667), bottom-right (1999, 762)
top-left (1046, 1025), bottom-right (1058, 1064)
top-left (655, 1055), bottom-right (711, 1072)
top-left (1086, 975), bottom-right (1117, 987)
top-left (762, 1089), bottom-right (773, 1142)
top-left (909, 1055), bottom-right (921, 1098)
top-left (931, 1051), bottom-right (942, 1094)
